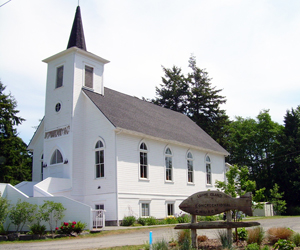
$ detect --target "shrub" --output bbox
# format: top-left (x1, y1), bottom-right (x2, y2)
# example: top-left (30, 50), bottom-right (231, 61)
top-left (121, 216), bottom-right (136, 226)
top-left (29, 223), bottom-right (46, 235)
top-left (137, 217), bottom-right (146, 226)
top-left (39, 201), bottom-right (66, 234)
top-left (145, 216), bottom-right (157, 225)
top-left (267, 227), bottom-right (294, 244)
top-left (261, 245), bottom-right (270, 250)
top-left (198, 215), bottom-right (218, 221)
top-left (73, 221), bottom-right (86, 234)
top-left (233, 227), bottom-right (248, 241)
top-left (247, 226), bottom-right (264, 245)
top-left (177, 214), bottom-right (190, 223)
top-left (9, 199), bottom-right (37, 232)
top-left (245, 243), bottom-right (260, 250)
top-left (165, 216), bottom-right (177, 224)
top-left (0, 193), bottom-right (10, 231)
top-left (274, 239), bottom-right (296, 250)
top-left (57, 221), bottom-right (85, 235)
top-left (291, 232), bottom-right (300, 247)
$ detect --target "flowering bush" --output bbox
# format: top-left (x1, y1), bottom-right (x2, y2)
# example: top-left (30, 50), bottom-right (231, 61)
top-left (57, 221), bottom-right (86, 235)
top-left (165, 215), bottom-right (178, 224)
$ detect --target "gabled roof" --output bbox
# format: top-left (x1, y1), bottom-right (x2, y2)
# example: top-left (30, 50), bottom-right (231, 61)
top-left (67, 6), bottom-right (86, 51)
top-left (83, 88), bottom-right (229, 155)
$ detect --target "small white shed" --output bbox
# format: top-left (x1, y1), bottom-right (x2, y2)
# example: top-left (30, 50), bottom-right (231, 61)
top-left (253, 202), bottom-right (274, 217)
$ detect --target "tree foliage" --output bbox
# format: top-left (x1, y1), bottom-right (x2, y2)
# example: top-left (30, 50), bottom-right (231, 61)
top-left (8, 199), bottom-right (37, 232)
top-left (152, 56), bottom-right (230, 146)
top-left (215, 164), bottom-right (265, 203)
top-left (153, 66), bottom-right (189, 113)
top-left (0, 193), bottom-right (10, 230)
top-left (226, 110), bottom-right (283, 192)
top-left (39, 200), bottom-right (66, 234)
top-left (0, 81), bottom-right (32, 185)
top-left (273, 106), bottom-right (300, 213)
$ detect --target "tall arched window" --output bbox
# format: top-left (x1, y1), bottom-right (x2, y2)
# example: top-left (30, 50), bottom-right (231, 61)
top-left (165, 147), bottom-right (173, 181)
top-left (50, 149), bottom-right (63, 165)
top-left (187, 152), bottom-right (193, 183)
top-left (140, 142), bottom-right (148, 179)
top-left (206, 155), bottom-right (211, 185)
top-left (95, 140), bottom-right (104, 178)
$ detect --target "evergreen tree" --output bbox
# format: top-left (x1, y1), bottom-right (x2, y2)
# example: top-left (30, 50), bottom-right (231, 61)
top-left (0, 81), bottom-right (32, 185)
top-left (187, 55), bottom-right (229, 146)
top-left (273, 106), bottom-right (300, 213)
top-left (152, 66), bottom-right (189, 113)
top-left (152, 56), bottom-right (230, 146)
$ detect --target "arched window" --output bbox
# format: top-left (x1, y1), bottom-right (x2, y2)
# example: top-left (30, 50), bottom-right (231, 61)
top-left (165, 147), bottom-right (173, 181)
top-left (139, 142), bottom-right (148, 179)
top-left (206, 155), bottom-right (211, 185)
top-left (187, 152), bottom-right (193, 183)
top-left (95, 140), bottom-right (104, 178)
top-left (50, 149), bottom-right (63, 165)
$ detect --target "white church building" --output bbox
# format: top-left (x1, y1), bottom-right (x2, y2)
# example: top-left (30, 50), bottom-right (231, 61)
top-left (2, 6), bottom-right (229, 227)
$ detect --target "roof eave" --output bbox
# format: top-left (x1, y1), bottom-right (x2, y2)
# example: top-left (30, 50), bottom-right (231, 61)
top-left (115, 127), bottom-right (229, 156)
top-left (42, 47), bottom-right (110, 64)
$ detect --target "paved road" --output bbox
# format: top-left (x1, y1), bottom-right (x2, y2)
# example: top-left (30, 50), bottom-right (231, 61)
top-left (1, 217), bottom-right (299, 250)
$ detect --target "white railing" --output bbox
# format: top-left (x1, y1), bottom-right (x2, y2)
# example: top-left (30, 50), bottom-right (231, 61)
top-left (92, 209), bottom-right (105, 229)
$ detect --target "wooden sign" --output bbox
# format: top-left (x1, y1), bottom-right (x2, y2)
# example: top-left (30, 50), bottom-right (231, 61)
top-left (175, 221), bottom-right (260, 229)
top-left (179, 191), bottom-right (253, 216)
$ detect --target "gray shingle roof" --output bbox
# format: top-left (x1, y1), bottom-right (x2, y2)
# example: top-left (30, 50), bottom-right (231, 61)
top-left (83, 88), bottom-right (228, 155)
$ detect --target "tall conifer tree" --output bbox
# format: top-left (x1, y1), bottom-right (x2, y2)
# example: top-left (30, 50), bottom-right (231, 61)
top-left (0, 81), bottom-right (32, 185)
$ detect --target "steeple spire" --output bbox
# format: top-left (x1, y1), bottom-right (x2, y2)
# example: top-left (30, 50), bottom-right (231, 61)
top-left (67, 6), bottom-right (87, 51)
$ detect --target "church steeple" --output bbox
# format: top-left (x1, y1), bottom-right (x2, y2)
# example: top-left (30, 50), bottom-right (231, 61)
top-left (67, 6), bottom-right (87, 51)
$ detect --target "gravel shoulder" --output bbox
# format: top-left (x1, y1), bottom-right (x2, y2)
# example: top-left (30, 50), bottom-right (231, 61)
top-left (1, 217), bottom-right (300, 250)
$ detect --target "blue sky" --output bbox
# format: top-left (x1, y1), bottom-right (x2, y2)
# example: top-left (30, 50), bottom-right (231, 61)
top-left (1, 0), bottom-right (300, 144)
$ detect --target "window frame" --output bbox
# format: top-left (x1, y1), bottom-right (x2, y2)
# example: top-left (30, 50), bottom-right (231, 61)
top-left (95, 204), bottom-right (104, 210)
top-left (139, 142), bottom-right (148, 180)
top-left (84, 65), bottom-right (94, 89)
top-left (55, 65), bottom-right (64, 88)
top-left (206, 155), bottom-right (212, 185)
top-left (166, 202), bottom-right (175, 216)
top-left (165, 147), bottom-right (173, 182)
top-left (187, 151), bottom-right (194, 183)
top-left (50, 149), bottom-right (63, 165)
top-left (95, 140), bottom-right (105, 178)
top-left (140, 202), bottom-right (150, 217)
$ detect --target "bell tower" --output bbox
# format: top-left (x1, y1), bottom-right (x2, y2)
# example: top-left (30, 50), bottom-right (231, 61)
top-left (41, 6), bottom-right (109, 180)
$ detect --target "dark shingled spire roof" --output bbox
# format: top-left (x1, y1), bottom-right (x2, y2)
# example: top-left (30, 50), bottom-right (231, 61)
top-left (67, 6), bottom-right (87, 50)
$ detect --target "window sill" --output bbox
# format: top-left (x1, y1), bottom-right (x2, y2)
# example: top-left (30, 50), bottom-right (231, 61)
top-left (82, 86), bottom-right (94, 91)
top-left (165, 180), bottom-right (174, 184)
top-left (95, 177), bottom-right (105, 180)
top-left (139, 178), bottom-right (150, 182)
top-left (187, 182), bottom-right (195, 186)
top-left (206, 184), bottom-right (213, 187)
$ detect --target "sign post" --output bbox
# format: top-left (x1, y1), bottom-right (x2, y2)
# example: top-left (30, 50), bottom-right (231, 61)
top-left (176, 190), bottom-right (259, 249)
